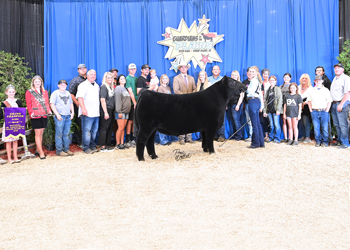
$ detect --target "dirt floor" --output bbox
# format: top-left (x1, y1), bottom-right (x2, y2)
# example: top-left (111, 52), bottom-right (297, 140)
top-left (0, 140), bottom-right (349, 249)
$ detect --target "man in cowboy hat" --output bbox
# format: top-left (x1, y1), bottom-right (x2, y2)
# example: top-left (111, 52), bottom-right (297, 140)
top-left (173, 63), bottom-right (197, 145)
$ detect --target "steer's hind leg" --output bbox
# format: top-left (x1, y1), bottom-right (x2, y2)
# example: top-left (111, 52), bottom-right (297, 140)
top-left (201, 131), bottom-right (209, 152)
top-left (136, 129), bottom-right (152, 161)
top-left (205, 129), bottom-right (216, 154)
top-left (146, 131), bottom-right (158, 159)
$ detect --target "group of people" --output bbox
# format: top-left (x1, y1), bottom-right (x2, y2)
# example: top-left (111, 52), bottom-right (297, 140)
top-left (0, 61), bottom-right (349, 164)
top-left (241, 64), bottom-right (350, 150)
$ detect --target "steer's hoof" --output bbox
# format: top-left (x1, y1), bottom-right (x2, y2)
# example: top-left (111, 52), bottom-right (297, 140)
top-left (150, 154), bottom-right (159, 159)
top-left (209, 151), bottom-right (215, 154)
top-left (138, 157), bottom-right (145, 161)
top-left (203, 148), bottom-right (209, 152)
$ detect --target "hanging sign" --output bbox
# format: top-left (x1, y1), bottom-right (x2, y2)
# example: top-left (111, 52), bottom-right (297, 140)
top-left (157, 15), bottom-right (224, 72)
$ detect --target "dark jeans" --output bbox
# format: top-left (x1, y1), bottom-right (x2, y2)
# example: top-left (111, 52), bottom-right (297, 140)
top-left (98, 108), bottom-right (114, 147)
top-left (331, 101), bottom-right (350, 146)
top-left (248, 99), bottom-right (264, 147)
top-left (228, 104), bottom-right (243, 140)
top-left (73, 104), bottom-right (82, 144)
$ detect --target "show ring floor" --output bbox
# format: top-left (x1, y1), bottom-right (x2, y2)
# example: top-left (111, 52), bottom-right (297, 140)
top-left (0, 140), bottom-right (349, 249)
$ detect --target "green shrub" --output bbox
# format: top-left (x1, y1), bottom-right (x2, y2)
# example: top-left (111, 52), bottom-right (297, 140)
top-left (337, 39), bottom-right (350, 75)
top-left (0, 51), bottom-right (33, 106)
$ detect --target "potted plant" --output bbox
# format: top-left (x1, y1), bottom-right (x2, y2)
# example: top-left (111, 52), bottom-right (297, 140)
top-left (42, 116), bottom-right (55, 151)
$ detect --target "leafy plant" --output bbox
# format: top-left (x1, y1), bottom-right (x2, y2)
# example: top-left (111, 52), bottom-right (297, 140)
top-left (337, 39), bottom-right (350, 75)
top-left (0, 51), bottom-right (33, 104)
top-left (43, 116), bottom-right (55, 145)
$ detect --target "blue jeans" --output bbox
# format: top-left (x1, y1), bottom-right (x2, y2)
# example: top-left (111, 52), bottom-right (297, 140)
top-left (216, 113), bottom-right (226, 139)
top-left (54, 115), bottom-right (72, 154)
top-left (245, 103), bottom-right (252, 138)
top-left (228, 104), bottom-right (243, 140)
top-left (267, 113), bottom-right (281, 142)
top-left (311, 111), bottom-right (329, 144)
top-left (81, 116), bottom-right (99, 151)
top-left (331, 101), bottom-right (350, 146)
top-left (248, 99), bottom-right (264, 147)
top-left (299, 114), bottom-right (311, 138)
top-left (158, 132), bottom-right (169, 145)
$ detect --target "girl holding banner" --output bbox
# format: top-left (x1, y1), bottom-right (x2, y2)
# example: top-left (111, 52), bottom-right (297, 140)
top-left (0, 85), bottom-right (24, 164)
top-left (25, 75), bottom-right (52, 159)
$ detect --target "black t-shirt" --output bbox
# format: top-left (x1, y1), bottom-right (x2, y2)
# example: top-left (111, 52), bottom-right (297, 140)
top-left (100, 85), bottom-right (115, 110)
top-left (136, 76), bottom-right (150, 89)
top-left (284, 94), bottom-right (302, 118)
top-left (267, 87), bottom-right (276, 114)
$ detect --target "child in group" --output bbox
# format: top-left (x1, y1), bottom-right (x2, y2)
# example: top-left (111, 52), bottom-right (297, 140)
top-left (0, 85), bottom-right (23, 164)
top-left (283, 82), bottom-right (302, 146)
top-left (281, 73), bottom-right (292, 142)
top-left (156, 74), bottom-right (172, 146)
top-left (149, 69), bottom-right (159, 92)
top-left (50, 80), bottom-right (75, 156)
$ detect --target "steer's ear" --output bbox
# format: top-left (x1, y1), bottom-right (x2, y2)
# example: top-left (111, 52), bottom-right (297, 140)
top-left (222, 75), bottom-right (228, 85)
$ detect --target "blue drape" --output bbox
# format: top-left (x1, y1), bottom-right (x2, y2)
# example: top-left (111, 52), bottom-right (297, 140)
top-left (44, 0), bottom-right (339, 90)
top-left (44, 0), bottom-right (339, 139)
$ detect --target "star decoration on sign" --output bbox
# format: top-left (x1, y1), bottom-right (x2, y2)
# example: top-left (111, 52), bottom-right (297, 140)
top-left (200, 54), bottom-right (211, 65)
top-left (162, 32), bottom-right (171, 39)
top-left (170, 60), bottom-right (179, 72)
top-left (198, 15), bottom-right (210, 26)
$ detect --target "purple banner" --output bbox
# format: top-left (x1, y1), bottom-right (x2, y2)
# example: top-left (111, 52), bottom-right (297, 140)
top-left (4, 107), bottom-right (26, 140)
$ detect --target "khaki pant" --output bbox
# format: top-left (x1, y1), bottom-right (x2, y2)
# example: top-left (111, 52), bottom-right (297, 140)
top-left (178, 134), bottom-right (192, 142)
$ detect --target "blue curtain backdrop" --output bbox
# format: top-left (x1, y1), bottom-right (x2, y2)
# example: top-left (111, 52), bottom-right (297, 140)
top-left (44, 0), bottom-right (339, 139)
top-left (44, 0), bottom-right (339, 90)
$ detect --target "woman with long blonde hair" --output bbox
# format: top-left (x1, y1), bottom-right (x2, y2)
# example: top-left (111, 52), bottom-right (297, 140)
top-left (98, 72), bottom-right (115, 152)
top-left (196, 71), bottom-right (209, 92)
top-left (298, 73), bottom-right (313, 143)
top-left (25, 75), bottom-right (52, 159)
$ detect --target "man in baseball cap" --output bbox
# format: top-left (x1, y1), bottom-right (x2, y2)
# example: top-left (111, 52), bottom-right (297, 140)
top-left (330, 62), bottom-right (350, 148)
top-left (69, 64), bottom-right (87, 146)
top-left (125, 63), bottom-right (138, 147)
top-left (50, 79), bottom-right (74, 156)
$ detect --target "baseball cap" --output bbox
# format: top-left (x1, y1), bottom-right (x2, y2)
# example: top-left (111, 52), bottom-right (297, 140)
top-left (77, 64), bottom-right (86, 69)
top-left (334, 63), bottom-right (344, 68)
top-left (141, 64), bottom-right (151, 70)
top-left (110, 68), bottom-right (118, 73)
top-left (314, 75), bottom-right (322, 81)
top-left (58, 79), bottom-right (67, 85)
top-left (128, 63), bottom-right (136, 69)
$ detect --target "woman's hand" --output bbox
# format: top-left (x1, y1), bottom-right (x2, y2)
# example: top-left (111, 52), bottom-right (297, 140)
top-left (235, 106), bottom-right (239, 111)
top-left (118, 113), bottom-right (122, 119)
top-left (31, 113), bottom-right (35, 118)
top-left (276, 111), bottom-right (280, 116)
top-left (298, 115), bottom-right (301, 120)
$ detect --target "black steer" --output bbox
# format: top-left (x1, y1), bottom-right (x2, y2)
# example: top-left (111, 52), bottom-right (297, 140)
top-left (134, 76), bottom-right (246, 161)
